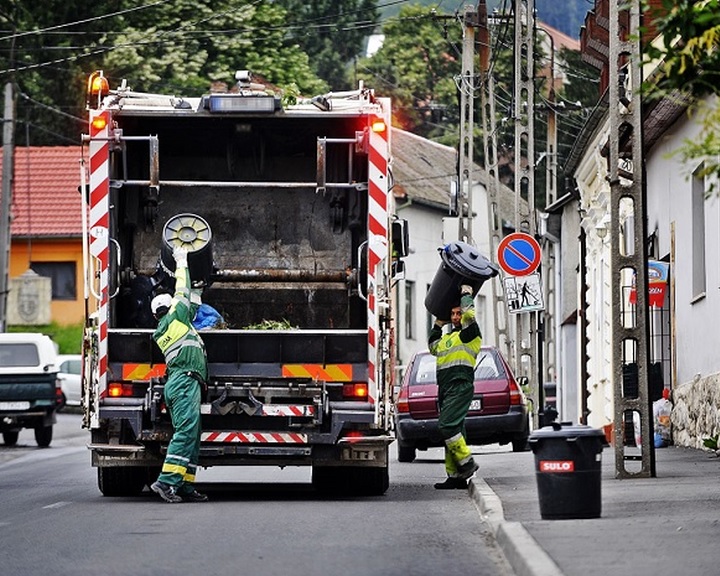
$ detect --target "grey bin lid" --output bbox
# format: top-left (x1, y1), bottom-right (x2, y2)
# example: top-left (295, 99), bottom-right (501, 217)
top-left (441, 241), bottom-right (499, 280)
top-left (529, 421), bottom-right (606, 441)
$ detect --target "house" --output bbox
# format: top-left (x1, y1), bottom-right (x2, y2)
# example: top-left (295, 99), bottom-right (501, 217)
top-left (1, 146), bottom-right (85, 327)
top-left (556, 0), bottom-right (717, 449)
top-left (391, 128), bottom-right (520, 368)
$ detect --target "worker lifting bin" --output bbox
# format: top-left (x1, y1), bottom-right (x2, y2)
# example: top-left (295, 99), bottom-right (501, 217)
top-left (529, 422), bottom-right (608, 520)
top-left (424, 241), bottom-right (499, 318)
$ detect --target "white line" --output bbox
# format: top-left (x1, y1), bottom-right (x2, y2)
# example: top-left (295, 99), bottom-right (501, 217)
top-left (42, 501), bottom-right (71, 509)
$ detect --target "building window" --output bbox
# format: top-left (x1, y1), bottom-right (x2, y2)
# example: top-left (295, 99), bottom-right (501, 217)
top-left (30, 262), bottom-right (76, 300)
top-left (404, 280), bottom-right (415, 340)
top-left (691, 165), bottom-right (706, 299)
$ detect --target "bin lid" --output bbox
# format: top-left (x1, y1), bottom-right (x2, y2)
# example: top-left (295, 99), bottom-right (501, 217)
top-left (440, 241), bottom-right (499, 280)
top-left (530, 421), bottom-right (606, 440)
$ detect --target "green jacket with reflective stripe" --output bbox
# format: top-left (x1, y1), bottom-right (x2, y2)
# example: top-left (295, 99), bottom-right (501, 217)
top-left (428, 294), bottom-right (482, 387)
top-left (153, 265), bottom-right (208, 380)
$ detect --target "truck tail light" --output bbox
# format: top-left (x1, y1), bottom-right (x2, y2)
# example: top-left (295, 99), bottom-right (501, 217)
top-left (108, 382), bottom-right (144, 398)
top-left (343, 383), bottom-right (368, 399)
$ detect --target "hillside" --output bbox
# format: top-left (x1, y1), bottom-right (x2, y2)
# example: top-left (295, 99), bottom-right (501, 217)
top-left (379, 0), bottom-right (588, 39)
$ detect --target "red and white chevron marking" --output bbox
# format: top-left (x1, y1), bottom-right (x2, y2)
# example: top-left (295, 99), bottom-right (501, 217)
top-left (202, 431), bottom-right (308, 443)
top-left (88, 110), bottom-right (110, 400)
top-left (366, 115), bottom-right (389, 411)
top-left (200, 404), bottom-right (315, 417)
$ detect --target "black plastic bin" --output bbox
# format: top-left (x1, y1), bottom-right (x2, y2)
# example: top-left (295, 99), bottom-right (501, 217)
top-left (424, 241), bottom-right (499, 319)
top-left (529, 422), bottom-right (608, 520)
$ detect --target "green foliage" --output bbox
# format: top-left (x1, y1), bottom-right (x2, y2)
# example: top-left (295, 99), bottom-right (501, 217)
top-left (275, 0), bottom-right (379, 91)
top-left (702, 433), bottom-right (719, 451)
top-left (641, 0), bottom-right (720, 180)
top-left (99, 1), bottom-right (327, 97)
top-left (243, 319), bottom-right (297, 330)
top-left (643, 0), bottom-right (720, 99)
top-left (8, 322), bottom-right (84, 354)
top-left (357, 4), bottom-right (462, 139)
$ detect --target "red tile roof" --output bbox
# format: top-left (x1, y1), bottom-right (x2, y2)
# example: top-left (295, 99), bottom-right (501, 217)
top-left (0, 146), bottom-right (83, 237)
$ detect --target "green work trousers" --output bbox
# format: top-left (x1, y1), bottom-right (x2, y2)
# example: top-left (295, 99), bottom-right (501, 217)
top-left (157, 370), bottom-right (202, 494)
top-left (438, 379), bottom-right (474, 476)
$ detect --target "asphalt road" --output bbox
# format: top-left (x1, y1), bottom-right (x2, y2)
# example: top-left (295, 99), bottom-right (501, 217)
top-left (0, 413), bottom-right (513, 576)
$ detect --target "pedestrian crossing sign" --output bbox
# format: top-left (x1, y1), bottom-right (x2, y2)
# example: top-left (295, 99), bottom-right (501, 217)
top-left (504, 272), bottom-right (544, 314)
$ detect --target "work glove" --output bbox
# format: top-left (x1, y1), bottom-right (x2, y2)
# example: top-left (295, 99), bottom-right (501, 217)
top-left (173, 245), bottom-right (188, 269)
top-left (460, 284), bottom-right (473, 296)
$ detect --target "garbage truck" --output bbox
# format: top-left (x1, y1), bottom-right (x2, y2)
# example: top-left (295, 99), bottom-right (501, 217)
top-left (80, 70), bottom-right (407, 496)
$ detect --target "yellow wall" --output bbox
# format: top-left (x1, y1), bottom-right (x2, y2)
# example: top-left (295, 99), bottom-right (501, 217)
top-left (10, 238), bottom-right (88, 326)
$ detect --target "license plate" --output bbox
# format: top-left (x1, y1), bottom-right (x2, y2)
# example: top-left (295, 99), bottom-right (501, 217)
top-left (469, 398), bottom-right (482, 411)
top-left (0, 401), bottom-right (31, 411)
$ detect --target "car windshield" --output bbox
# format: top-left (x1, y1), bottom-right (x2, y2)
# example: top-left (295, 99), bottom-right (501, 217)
top-left (409, 350), bottom-right (505, 386)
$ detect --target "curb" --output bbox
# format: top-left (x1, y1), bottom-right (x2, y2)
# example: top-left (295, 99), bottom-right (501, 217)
top-left (469, 477), bottom-right (564, 576)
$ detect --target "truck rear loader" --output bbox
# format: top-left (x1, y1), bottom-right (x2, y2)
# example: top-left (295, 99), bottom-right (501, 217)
top-left (81, 70), bottom-right (407, 497)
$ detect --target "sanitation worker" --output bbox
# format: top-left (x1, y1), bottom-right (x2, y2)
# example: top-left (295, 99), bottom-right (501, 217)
top-left (149, 245), bottom-right (209, 503)
top-left (428, 284), bottom-right (481, 490)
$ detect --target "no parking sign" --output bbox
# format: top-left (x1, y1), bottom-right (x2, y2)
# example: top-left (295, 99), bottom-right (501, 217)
top-left (497, 232), bottom-right (542, 277)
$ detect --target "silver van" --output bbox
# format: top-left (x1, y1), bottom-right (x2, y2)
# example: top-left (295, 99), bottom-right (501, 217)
top-left (0, 333), bottom-right (61, 447)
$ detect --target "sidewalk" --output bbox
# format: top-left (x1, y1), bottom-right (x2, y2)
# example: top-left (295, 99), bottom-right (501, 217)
top-left (469, 444), bottom-right (720, 576)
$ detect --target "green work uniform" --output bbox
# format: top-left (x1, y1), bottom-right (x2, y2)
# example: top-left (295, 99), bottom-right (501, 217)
top-left (153, 264), bottom-right (207, 495)
top-left (428, 293), bottom-right (482, 478)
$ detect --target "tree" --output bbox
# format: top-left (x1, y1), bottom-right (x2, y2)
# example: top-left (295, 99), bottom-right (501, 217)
top-left (0, 1), bottom-right (329, 145)
top-left (275, 0), bottom-right (379, 90)
top-left (100, 1), bottom-right (327, 97)
top-left (642, 0), bottom-right (720, 178)
top-left (356, 5), bottom-right (462, 140)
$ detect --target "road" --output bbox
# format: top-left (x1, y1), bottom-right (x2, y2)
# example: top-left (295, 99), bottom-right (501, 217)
top-left (0, 413), bottom-right (513, 576)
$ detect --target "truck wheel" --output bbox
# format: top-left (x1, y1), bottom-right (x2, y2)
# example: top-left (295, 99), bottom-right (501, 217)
top-left (98, 467), bottom-right (147, 497)
top-left (311, 466), bottom-right (343, 494)
top-left (351, 465), bottom-right (389, 496)
top-left (397, 443), bottom-right (416, 463)
top-left (34, 425), bottom-right (53, 447)
top-left (3, 431), bottom-right (19, 446)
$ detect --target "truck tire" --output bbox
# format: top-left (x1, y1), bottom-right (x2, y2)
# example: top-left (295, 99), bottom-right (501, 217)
top-left (351, 465), bottom-right (389, 496)
top-left (98, 467), bottom-right (147, 497)
top-left (3, 431), bottom-right (19, 446)
top-left (34, 425), bottom-right (53, 447)
top-left (397, 443), bottom-right (416, 463)
top-left (312, 464), bottom-right (390, 496)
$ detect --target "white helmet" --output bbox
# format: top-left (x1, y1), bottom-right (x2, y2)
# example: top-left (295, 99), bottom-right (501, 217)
top-left (151, 293), bottom-right (172, 315)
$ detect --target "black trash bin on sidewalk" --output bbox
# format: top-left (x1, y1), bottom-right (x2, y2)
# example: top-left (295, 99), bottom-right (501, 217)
top-left (529, 422), bottom-right (608, 520)
top-left (424, 241), bottom-right (499, 319)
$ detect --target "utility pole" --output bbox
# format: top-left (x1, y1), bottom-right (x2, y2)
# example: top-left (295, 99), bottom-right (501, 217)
top-left (608, 0), bottom-right (655, 478)
top-left (478, 1), bottom-right (510, 358)
top-left (0, 82), bottom-right (15, 332)
top-left (457, 5), bottom-right (478, 244)
top-left (513, 0), bottom-right (538, 425)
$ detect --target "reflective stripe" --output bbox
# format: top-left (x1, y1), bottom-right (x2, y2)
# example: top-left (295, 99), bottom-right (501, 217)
top-left (162, 463), bottom-right (187, 475)
top-left (156, 319), bottom-right (190, 354)
top-left (166, 453), bottom-right (190, 463)
top-left (183, 472), bottom-right (196, 482)
top-left (165, 339), bottom-right (205, 363)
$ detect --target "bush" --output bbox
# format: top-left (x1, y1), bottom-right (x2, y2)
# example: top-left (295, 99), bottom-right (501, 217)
top-left (8, 322), bottom-right (83, 354)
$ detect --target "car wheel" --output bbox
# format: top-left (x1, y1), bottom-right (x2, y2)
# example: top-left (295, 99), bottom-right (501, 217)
top-left (3, 431), bottom-right (19, 446)
top-left (397, 443), bottom-right (416, 463)
top-left (34, 425), bottom-right (53, 447)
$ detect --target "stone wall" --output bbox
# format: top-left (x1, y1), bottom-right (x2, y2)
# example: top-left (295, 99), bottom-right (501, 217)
top-left (671, 373), bottom-right (720, 450)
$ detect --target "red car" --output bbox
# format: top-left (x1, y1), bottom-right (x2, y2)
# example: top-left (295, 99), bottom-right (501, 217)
top-left (394, 346), bottom-right (530, 462)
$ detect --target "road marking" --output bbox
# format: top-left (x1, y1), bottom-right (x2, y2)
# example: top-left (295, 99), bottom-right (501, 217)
top-left (42, 501), bottom-right (71, 509)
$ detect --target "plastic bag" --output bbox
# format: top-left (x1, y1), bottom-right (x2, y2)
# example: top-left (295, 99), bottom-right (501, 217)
top-left (192, 304), bottom-right (225, 330)
top-left (653, 391), bottom-right (672, 448)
